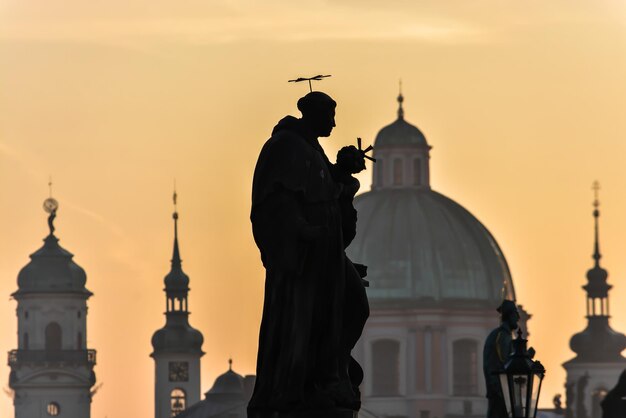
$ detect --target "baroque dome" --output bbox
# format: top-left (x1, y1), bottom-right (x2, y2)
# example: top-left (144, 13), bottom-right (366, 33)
top-left (15, 231), bottom-right (91, 296)
top-left (346, 94), bottom-right (515, 309)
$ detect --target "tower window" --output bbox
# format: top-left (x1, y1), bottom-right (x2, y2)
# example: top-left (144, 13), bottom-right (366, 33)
top-left (77, 310), bottom-right (81, 318)
top-left (170, 388), bottom-right (186, 417)
top-left (453, 339), bottom-right (479, 396)
top-left (45, 322), bottom-right (62, 351)
top-left (413, 159), bottom-right (422, 186)
top-left (372, 339), bottom-right (400, 396)
top-left (23, 333), bottom-right (29, 350)
top-left (24, 311), bottom-right (29, 319)
top-left (393, 158), bottom-right (403, 186)
top-left (46, 402), bottom-right (60, 416)
top-left (77, 332), bottom-right (83, 350)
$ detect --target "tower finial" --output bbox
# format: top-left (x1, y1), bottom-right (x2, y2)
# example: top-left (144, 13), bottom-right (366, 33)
top-left (228, 358), bottom-right (233, 371)
top-left (43, 177), bottom-right (59, 237)
top-left (172, 183), bottom-right (181, 267)
top-left (397, 79), bottom-right (404, 120)
top-left (592, 181), bottom-right (601, 266)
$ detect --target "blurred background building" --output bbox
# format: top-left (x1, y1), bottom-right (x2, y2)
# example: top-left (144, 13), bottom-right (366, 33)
top-left (347, 91), bottom-right (530, 418)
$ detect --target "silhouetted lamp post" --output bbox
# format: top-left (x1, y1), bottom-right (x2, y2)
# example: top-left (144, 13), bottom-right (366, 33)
top-left (498, 329), bottom-right (546, 418)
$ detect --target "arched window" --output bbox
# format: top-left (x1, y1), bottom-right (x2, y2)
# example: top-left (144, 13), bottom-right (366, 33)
top-left (46, 402), bottom-right (60, 416)
top-left (453, 339), bottom-right (479, 396)
top-left (413, 158), bottom-right (422, 186)
top-left (23, 333), bottom-right (29, 350)
top-left (372, 339), bottom-right (400, 396)
top-left (77, 332), bottom-right (83, 349)
top-left (393, 158), bottom-right (403, 186)
top-left (45, 322), bottom-right (62, 351)
top-left (170, 388), bottom-right (186, 417)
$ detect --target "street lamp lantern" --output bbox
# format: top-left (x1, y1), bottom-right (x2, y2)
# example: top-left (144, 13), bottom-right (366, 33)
top-left (498, 329), bottom-right (546, 418)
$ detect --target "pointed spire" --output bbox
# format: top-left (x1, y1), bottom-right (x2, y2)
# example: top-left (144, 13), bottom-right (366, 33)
top-left (592, 181), bottom-right (601, 267)
top-left (397, 79), bottom-right (404, 120)
top-left (171, 185), bottom-right (181, 268)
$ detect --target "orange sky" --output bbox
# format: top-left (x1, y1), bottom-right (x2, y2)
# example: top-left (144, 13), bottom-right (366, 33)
top-left (1, 1), bottom-right (626, 417)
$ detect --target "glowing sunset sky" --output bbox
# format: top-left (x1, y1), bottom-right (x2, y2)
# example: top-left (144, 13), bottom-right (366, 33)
top-left (1, 1), bottom-right (626, 416)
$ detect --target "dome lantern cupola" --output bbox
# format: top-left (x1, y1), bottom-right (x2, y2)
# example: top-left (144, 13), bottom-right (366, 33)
top-left (371, 87), bottom-right (432, 190)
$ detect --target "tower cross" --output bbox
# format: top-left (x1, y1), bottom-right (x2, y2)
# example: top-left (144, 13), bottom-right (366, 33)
top-left (592, 180), bottom-right (600, 208)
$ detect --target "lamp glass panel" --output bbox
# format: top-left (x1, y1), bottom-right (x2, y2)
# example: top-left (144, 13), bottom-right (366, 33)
top-left (513, 374), bottom-right (528, 417)
top-left (529, 373), bottom-right (543, 418)
top-left (500, 374), bottom-right (513, 417)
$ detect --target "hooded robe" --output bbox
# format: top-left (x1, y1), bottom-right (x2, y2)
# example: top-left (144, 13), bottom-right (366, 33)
top-left (249, 115), bottom-right (348, 411)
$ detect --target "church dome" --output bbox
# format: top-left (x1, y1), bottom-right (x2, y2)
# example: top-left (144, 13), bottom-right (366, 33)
top-left (207, 361), bottom-right (245, 396)
top-left (15, 232), bottom-right (91, 296)
top-left (151, 316), bottom-right (204, 354)
top-left (569, 318), bottom-right (626, 363)
top-left (346, 93), bottom-right (515, 309)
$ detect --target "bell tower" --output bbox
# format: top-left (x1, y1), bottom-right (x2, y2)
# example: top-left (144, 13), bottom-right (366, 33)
top-left (8, 195), bottom-right (97, 418)
top-left (151, 191), bottom-right (204, 418)
top-left (563, 182), bottom-right (626, 418)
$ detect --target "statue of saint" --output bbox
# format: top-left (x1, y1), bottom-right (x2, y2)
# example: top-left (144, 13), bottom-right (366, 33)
top-left (483, 300), bottom-right (520, 418)
top-left (248, 91), bottom-right (369, 417)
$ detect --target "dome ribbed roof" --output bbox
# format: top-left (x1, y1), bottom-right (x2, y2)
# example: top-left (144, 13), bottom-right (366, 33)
top-left (346, 189), bottom-right (515, 308)
top-left (15, 234), bottom-right (91, 296)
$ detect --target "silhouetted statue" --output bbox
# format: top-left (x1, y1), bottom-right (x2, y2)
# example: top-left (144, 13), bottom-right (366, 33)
top-left (601, 370), bottom-right (626, 418)
top-left (249, 91), bottom-right (369, 417)
top-left (554, 394), bottom-right (564, 414)
top-left (566, 382), bottom-right (576, 418)
top-left (577, 373), bottom-right (589, 418)
top-left (483, 300), bottom-right (520, 418)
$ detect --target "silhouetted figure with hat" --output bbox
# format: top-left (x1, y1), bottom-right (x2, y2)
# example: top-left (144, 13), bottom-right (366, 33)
top-left (249, 91), bottom-right (369, 417)
top-left (483, 300), bottom-right (520, 418)
top-left (602, 370), bottom-right (626, 418)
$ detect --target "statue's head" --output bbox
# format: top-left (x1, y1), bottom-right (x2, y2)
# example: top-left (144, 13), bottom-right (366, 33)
top-left (497, 299), bottom-right (520, 330)
top-left (297, 91), bottom-right (336, 138)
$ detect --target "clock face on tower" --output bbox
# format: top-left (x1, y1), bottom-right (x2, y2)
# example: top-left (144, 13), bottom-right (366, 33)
top-left (168, 361), bottom-right (189, 382)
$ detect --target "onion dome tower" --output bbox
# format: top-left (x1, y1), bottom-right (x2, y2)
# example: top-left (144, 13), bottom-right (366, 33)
top-left (8, 194), bottom-right (97, 418)
top-left (563, 182), bottom-right (626, 418)
top-left (151, 191), bottom-right (204, 418)
top-left (346, 88), bottom-right (524, 418)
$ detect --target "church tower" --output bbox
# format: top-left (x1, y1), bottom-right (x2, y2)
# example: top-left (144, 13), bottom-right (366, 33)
top-left (563, 183), bottom-right (626, 418)
top-left (8, 196), bottom-right (97, 418)
top-left (151, 192), bottom-right (204, 418)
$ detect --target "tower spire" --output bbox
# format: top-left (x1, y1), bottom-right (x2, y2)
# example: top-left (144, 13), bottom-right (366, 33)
top-left (397, 79), bottom-right (404, 120)
top-left (592, 180), bottom-right (601, 267)
top-left (172, 184), bottom-right (181, 268)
